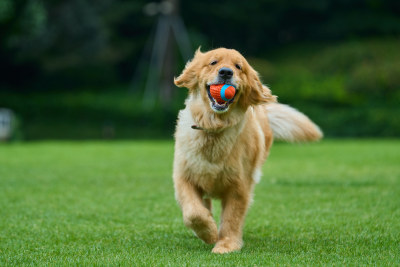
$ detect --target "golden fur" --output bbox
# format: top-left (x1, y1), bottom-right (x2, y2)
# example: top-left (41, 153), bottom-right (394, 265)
top-left (173, 47), bottom-right (322, 254)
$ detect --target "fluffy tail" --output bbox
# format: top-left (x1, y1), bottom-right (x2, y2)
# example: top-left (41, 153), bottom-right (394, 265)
top-left (266, 103), bottom-right (323, 142)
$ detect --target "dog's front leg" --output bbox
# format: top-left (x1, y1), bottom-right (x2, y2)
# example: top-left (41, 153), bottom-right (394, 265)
top-left (174, 177), bottom-right (218, 244)
top-left (212, 186), bottom-right (250, 254)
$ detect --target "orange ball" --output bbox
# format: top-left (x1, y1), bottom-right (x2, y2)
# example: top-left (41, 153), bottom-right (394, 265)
top-left (210, 84), bottom-right (236, 104)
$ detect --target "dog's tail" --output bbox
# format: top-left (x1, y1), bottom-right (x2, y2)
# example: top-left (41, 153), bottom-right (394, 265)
top-left (266, 103), bottom-right (323, 142)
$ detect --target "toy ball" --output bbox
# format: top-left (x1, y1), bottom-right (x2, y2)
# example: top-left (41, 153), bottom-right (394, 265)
top-left (209, 84), bottom-right (236, 104)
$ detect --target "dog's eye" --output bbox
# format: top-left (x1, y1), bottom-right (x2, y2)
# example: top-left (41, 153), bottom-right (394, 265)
top-left (235, 64), bottom-right (242, 70)
top-left (210, 60), bottom-right (218, 66)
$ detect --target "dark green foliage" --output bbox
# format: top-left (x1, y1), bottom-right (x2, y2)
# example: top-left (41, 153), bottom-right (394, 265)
top-left (251, 38), bottom-right (400, 137)
top-left (0, 1), bottom-right (399, 138)
top-left (1, 38), bottom-right (399, 139)
top-left (183, 0), bottom-right (400, 53)
top-left (0, 0), bottom-right (151, 90)
top-left (1, 0), bottom-right (400, 90)
top-left (0, 90), bottom-right (186, 140)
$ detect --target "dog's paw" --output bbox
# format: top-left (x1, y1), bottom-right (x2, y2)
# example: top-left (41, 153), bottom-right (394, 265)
top-left (212, 237), bottom-right (242, 254)
top-left (185, 213), bottom-right (218, 244)
top-left (192, 227), bottom-right (218, 244)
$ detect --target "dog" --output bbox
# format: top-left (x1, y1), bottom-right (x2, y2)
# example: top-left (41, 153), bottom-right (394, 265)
top-left (173, 47), bottom-right (322, 254)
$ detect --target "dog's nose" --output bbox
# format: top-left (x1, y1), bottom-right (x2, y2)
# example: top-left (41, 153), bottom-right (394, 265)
top-left (218, 67), bottom-right (233, 79)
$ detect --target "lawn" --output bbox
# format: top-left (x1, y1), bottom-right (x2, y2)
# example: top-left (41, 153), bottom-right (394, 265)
top-left (0, 140), bottom-right (399, 265)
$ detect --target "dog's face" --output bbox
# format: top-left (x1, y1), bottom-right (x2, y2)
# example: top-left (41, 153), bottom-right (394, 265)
top-left (175, 48), bottom-right (275, 114)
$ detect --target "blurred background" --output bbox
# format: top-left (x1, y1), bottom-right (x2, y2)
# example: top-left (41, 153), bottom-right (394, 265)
top-left (0, 0), bottom-right (399, 141)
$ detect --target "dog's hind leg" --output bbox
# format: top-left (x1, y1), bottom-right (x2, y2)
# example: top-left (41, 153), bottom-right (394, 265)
top-left (174, 178), bottom-right (218, 244)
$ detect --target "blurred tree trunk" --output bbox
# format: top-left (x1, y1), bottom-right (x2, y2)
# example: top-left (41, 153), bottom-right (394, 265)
top-left (160, 0), bottom-right (179, 106)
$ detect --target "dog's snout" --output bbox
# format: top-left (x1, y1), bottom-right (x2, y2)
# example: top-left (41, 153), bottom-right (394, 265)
top-left (218, 67), bottom-right (233, 79)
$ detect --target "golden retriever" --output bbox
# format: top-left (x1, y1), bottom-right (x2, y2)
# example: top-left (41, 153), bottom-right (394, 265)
top-left (173, 47), bottom-right (322, 254)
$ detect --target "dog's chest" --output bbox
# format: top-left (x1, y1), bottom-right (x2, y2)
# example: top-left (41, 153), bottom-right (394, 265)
top-left (181, 132), bottom-right (239, 188)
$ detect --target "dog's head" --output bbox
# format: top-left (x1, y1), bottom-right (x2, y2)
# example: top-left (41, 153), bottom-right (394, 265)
top-left (174, 47), bottom-right (276, 114)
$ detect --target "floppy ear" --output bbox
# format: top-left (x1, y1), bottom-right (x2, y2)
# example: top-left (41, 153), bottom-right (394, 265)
top-left (241, 67), bottom-right (277, 108)
top-left (174, 48), bottom-right (203, 90)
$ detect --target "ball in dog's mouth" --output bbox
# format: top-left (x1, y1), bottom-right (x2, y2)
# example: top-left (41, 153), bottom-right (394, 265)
top-left (206, 84), bottom-right (237, 113)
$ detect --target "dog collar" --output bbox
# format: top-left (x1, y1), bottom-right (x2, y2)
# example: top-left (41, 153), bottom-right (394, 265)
top-left (191, 125), bottom-right (204, 130)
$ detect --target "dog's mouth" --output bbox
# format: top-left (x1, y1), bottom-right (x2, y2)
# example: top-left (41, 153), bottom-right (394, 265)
top-left (206, 84), bottom-right (237, 113)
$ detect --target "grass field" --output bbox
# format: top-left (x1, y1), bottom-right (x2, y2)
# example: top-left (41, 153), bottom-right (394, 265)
top-left (0, 140), bottom-right (399, 265)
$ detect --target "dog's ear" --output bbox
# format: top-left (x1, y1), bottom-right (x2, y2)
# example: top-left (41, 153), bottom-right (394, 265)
top-left (241, 67), bottom-right (277, 108)
top-left (174, 48), bottom-right (203, 89)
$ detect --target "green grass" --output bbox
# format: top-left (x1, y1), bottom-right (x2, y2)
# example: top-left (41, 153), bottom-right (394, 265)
top-left (0, 140), bottom-right (399, 265)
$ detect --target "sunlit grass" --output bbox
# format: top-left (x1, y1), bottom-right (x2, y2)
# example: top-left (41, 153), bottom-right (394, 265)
top-left (0, 140), bottom-right (399, 265)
